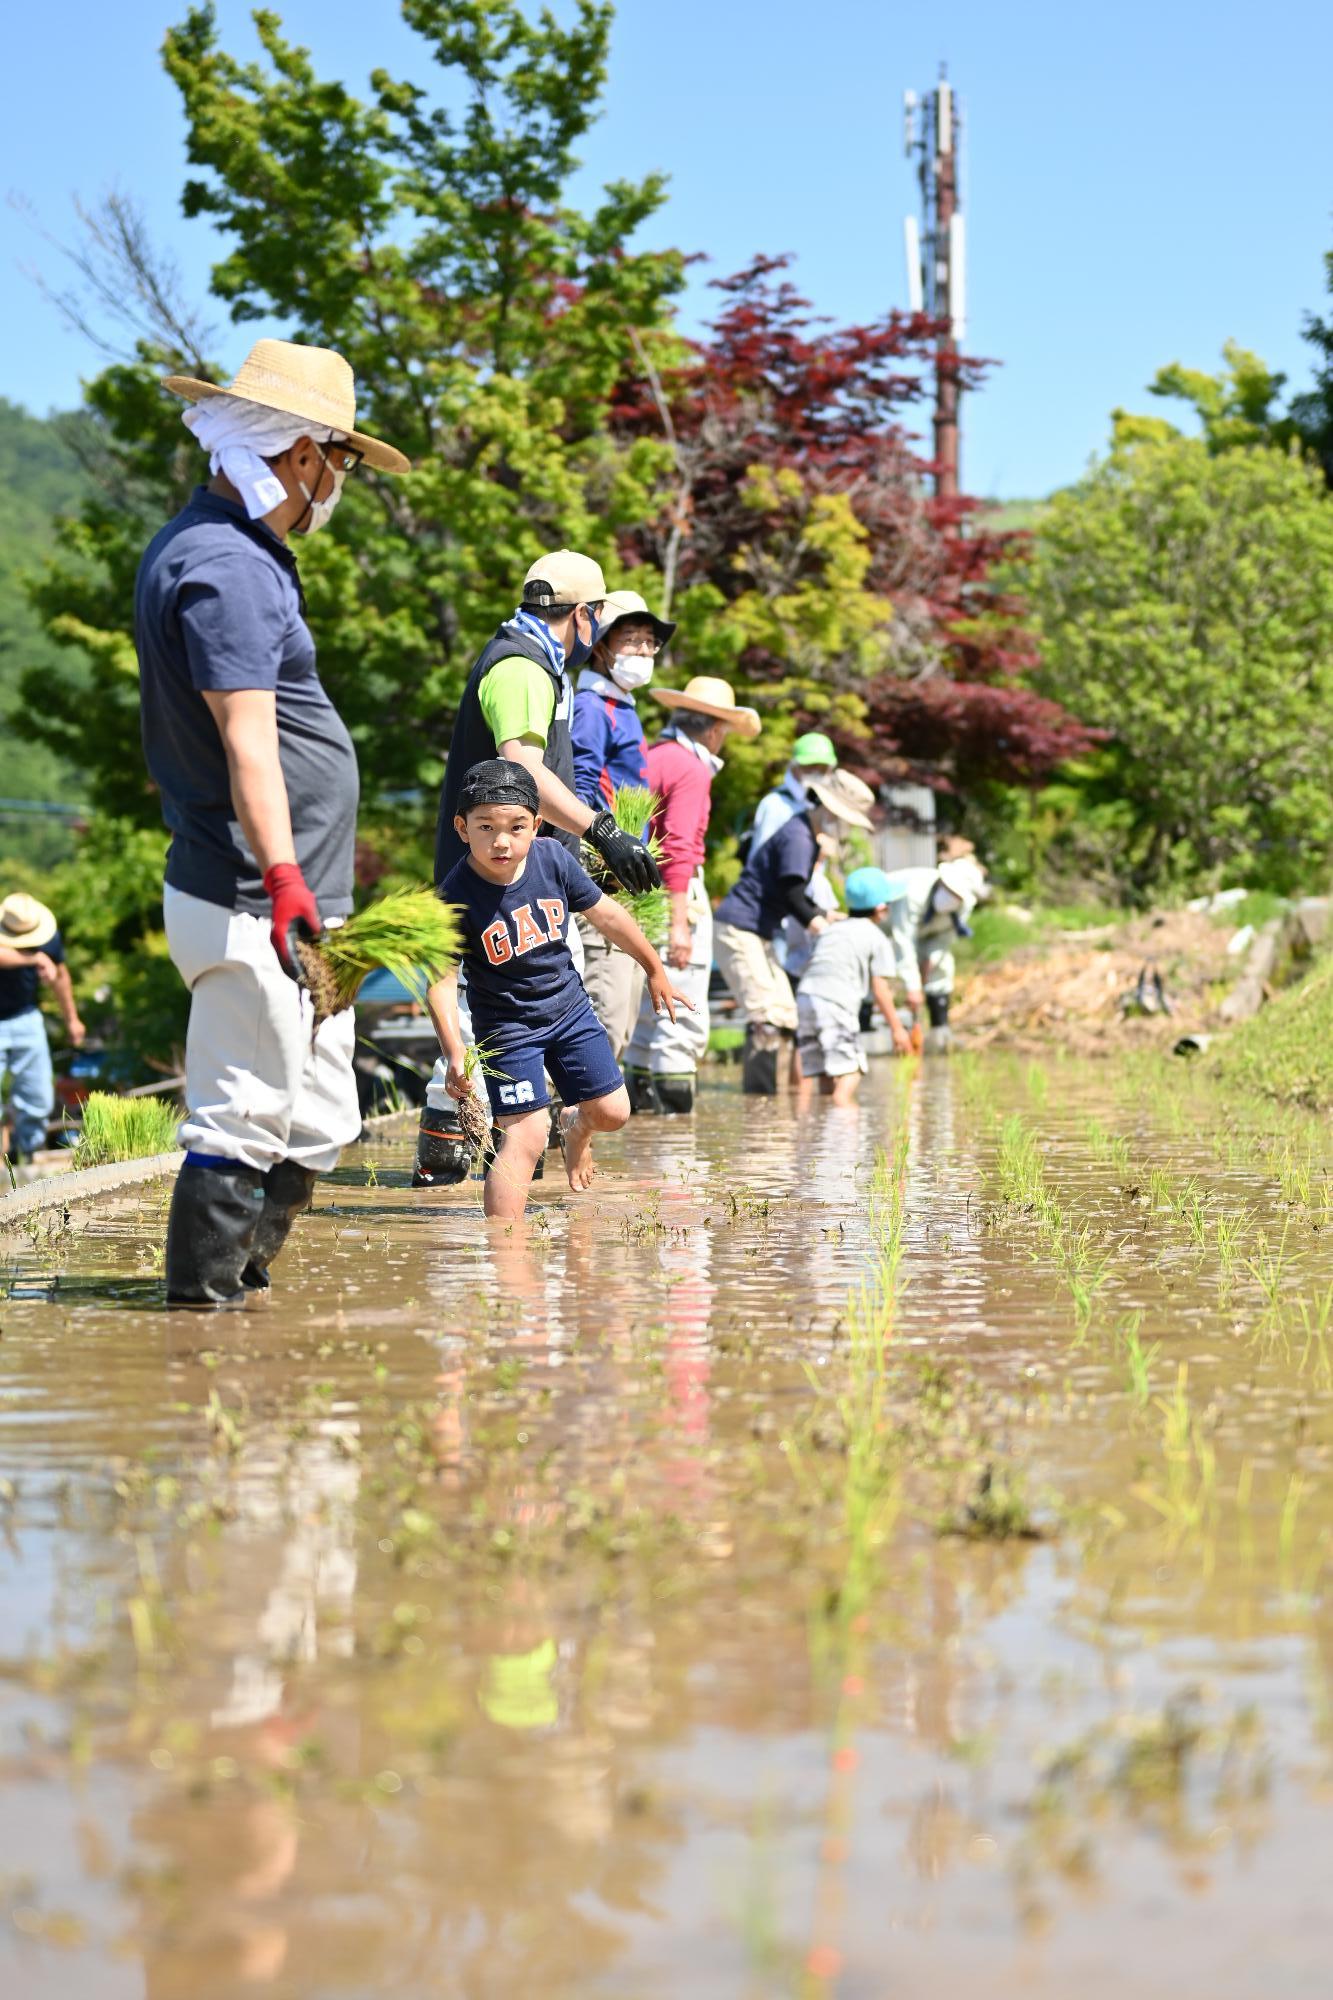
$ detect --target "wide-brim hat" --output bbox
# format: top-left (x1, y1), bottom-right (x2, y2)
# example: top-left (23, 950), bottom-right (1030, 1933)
top-left (938, 856), bottom-right (988, 906)
top-left (162, 338), bottom-right (410, 473)
top-left (806, 769), bottom-right (875, 830)
top-left (0, 892), bottom-right (57, 950)
top-left (598, 588), bottom-right (676, 649)
top-left (651, 674), bottom-right (761, 739)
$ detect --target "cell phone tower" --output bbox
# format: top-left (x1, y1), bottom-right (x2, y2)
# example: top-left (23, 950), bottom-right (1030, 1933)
top-left (903, 70), bottom-right (966, 501)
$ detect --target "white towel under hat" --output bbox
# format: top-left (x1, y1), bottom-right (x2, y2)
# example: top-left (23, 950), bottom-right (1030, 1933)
top-left (182, 393), bottom-right (340, 521)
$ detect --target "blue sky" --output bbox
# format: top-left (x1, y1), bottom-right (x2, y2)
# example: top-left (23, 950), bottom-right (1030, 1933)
top-left (4, 0), bottom-right (1330, 496)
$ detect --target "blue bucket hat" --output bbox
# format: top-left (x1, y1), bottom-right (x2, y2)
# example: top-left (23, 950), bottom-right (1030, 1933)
top-left (844, 866), bottom-right (901, 913)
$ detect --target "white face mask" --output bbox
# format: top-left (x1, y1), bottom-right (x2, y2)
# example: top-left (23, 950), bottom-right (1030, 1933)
top-left (609, 656), bottom-right (654, 694)
top-left (297, 462), bottom-right (347, 535)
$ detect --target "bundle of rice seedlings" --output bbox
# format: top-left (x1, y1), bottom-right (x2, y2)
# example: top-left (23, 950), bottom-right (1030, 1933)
top-left (455, 1044), bottom-right (492, 1154)
top-left (74, 1092), bottom-right (180, 1167)
top-left (582, 785), bottom-right (669, 945)
top-left (297, 887), bottom-right (462, 1029)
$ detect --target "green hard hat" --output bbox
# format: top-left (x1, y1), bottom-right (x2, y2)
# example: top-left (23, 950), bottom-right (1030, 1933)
top-left (792, 731), bottom-right (837, 767)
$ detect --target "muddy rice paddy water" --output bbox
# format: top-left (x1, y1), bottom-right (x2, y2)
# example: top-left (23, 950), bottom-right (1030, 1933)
top-left (2, 1054), bottom-right (1333, 1998)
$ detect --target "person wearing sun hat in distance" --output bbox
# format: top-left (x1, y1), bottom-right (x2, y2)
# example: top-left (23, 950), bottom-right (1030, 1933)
top-left (0, 892), bottom-right (86, 1165)
top-left (569, 588), bottom-right (675, 1058)
top-left (747, 728), bottom-right (843, 992)
top-left (621, 674), bottom-right (761, 1115)
top-left (713, 766), bottom-right (876, 1095)
top-left (136, 337), bottom-right (410, 1307)
top-left (747, 729), bottom-right (839, 854)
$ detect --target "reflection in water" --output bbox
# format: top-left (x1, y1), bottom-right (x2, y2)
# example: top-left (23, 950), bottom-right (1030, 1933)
top-left (2, 1061), bottom-right (1333, 1995)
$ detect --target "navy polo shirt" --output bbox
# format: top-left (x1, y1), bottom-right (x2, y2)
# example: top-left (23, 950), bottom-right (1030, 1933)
top-left (134, 486), bottom-right (359, 915)
top-left (0, 929), bottom-right (63, 1022)
top-left (714, 811), bottom-right (818, 940)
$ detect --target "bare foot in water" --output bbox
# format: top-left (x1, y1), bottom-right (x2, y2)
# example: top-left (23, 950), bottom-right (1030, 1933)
top-left (560, 1107), bottom-right (596, 1192)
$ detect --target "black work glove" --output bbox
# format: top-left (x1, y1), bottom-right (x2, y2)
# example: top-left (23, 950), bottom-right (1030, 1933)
top-left (586, 812), bottom-right (663, 894)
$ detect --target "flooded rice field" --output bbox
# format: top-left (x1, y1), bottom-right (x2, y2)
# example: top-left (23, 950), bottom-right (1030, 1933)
top-left (3, 1052), bottom-right (1333, 1998)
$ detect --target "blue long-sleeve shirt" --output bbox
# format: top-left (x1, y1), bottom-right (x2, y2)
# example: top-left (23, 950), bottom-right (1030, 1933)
top-left (571, 671), bottom-right (649, 811)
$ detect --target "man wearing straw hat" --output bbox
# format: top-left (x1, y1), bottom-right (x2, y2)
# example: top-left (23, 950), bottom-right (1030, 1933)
top-left (135, 338), bottom-right (409, 1307)
top-left (713, 768), bottom-right (876, 1094)
top-left (0, 893), bottom-right (85, 1165)
top-left (621, 675), bottom-right (760, 1115)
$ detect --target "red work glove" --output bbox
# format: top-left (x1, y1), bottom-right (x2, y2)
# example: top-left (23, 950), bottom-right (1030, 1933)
top-left (263, 862), bottom-right (322, 983)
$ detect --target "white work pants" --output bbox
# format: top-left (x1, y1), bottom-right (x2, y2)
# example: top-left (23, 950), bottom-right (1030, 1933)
top-left (624, 883), bottom-right (712, 1075)
top-left (165, 886), bottom-right (360, 1175)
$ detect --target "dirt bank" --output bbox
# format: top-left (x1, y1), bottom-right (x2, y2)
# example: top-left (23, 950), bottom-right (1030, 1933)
top-left (954, 905), bottom-right (1240, 1054)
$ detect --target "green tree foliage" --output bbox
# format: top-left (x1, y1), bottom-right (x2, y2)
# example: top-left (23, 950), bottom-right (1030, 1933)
top-left (1112, 340), bottom-right (1296, 454)
top-left (0, 401), bottom-right (90, 867)
top-left (1026, 435), bottom-right (1333, 894)
top-left (1292, 246), bottom-right (1333, 483)
top-left (20, 1), bottom-right (684, 842)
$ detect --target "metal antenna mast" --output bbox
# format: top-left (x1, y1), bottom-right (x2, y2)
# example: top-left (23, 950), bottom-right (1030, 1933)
top-left (903, 69), bottom-right (966, 502)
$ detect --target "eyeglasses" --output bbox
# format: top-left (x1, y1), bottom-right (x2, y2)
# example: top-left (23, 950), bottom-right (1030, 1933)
top-left (321, 439), bottom-right (364, 477)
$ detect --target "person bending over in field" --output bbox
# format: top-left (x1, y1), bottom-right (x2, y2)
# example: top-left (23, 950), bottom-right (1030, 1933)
top-left (427, 760), bottom-right (690, 1220)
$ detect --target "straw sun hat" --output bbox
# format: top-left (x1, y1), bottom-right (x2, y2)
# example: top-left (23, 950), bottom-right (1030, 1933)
top-left (1, 892), bottom-right (58, 951)
top-left (651, 674), bottom-right (761, 739)
top-left (162, 338), bottom-right (410, 473)
top-left (806, 768), bottom-right (876, 830)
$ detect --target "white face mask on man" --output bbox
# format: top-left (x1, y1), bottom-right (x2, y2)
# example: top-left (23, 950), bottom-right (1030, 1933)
top-left (297, 461), bottom-right (347, 535)
top-left (609, 655), bottom-right (654, 694)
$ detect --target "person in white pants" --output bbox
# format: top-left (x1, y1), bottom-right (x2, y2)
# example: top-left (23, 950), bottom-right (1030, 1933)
top-left (135, 339), bottom-right (409, 1306)
top-left (623, 676), bottom-right (761, 1114)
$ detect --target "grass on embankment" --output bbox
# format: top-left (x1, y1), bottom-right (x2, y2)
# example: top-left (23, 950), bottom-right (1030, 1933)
top-left (1210, 954), bottom-right (1333, 1111)
top-left (73, 1092), bottom-right (180, 1166)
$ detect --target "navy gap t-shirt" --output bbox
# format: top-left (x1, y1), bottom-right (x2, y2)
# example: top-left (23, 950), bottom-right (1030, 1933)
top-left (715, 812), bottom-right (818, 940)
top-left (134, 487), bottom-right (359, 916)
top-left (438, 836), bottom-right (600, 1048)
top-left (440, 842), bottom-right (603, 1049)
top-left (0, 929), bottom-right (63, 1022)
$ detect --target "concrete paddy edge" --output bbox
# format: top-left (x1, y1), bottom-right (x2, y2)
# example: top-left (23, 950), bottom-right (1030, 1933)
top-left (0, 1106), bottom-right (418, 1228)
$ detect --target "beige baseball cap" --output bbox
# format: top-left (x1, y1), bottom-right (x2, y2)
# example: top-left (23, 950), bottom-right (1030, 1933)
top-left (521, 549), bottom-right (607, 611)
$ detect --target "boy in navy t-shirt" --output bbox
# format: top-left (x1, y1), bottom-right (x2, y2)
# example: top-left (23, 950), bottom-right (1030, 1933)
top-left (429, 759), bottom-right (689, 1218)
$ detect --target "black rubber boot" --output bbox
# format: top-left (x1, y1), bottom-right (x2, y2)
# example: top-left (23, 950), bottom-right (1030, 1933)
top-left (625, 1067), bottom-right (664, 1115)
top-left (741, 1029), bottom-right (779, 1097)
top-left (412, 1104), bottom-right (472, 1188)
top-left (655, 1073), bottom-right (696, 1115)
top-left (165, 1161), bottom-right (266, 1308)
top-left (926, 994), bottom-right (950, 1029)
top-left (242, 1160), bottom-right (319, 1292)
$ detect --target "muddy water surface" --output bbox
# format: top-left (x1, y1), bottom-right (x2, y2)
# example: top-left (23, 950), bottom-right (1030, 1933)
top-left (3, 1056), bottom-right (1333, 1998)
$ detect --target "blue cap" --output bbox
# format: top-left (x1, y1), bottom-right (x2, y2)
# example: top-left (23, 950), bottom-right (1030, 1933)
top-left (844, 866), bottom-right (901, 913)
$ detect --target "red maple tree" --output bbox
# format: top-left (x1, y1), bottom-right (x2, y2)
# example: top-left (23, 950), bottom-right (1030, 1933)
top-left (612, 257), bottom-right (1099, 796)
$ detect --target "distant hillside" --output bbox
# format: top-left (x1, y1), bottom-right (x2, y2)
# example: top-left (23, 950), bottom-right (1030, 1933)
top-left (0, 400), bottom-right (91, 869)
top-left (977, 497), bottom-right (1044, 533)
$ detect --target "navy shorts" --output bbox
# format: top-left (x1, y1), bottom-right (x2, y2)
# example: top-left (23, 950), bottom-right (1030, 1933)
top-left (478, 1001), bottom-right (624, 1120)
